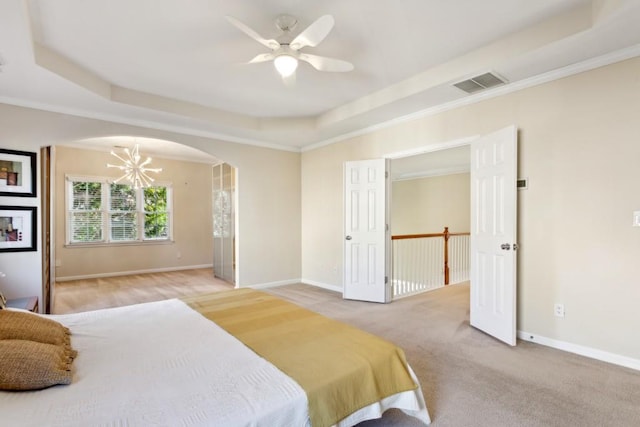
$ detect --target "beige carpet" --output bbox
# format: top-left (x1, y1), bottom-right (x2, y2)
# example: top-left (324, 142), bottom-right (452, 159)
top-left (266, 283), bottom-right (640, 427)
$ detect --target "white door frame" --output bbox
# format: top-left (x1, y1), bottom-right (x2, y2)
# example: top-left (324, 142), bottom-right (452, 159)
top-left (384, 136), bottom-right (479, 161)
top-left (384, 136), bottom-right (475, 301)
top-left (384, 132), bottom-right (517, 343)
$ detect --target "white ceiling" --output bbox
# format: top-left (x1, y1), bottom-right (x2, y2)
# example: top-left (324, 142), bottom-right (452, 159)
top-left (1, 0), bottom-right (640, 162)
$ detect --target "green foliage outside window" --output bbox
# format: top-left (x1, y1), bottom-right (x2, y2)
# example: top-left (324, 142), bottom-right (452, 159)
top-left (110, 184), bottom-right (138, 241)
top-left (69, 180), bottom-right (170, 244)
top-left (71, 182), bottom-right (103, 242)
top-left (144, 186), bottom-right (168, 239)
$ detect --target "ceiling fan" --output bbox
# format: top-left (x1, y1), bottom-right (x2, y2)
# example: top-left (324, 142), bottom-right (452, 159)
top-left (225, 14), bottom-right (354, 78)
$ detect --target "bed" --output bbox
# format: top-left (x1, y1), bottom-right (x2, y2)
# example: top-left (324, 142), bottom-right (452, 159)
top-left (1, 288), bottom-right (430, 427)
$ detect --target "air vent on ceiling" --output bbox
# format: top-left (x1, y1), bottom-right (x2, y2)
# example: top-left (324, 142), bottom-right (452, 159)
top-left (453, 72), bottom-right (507, 94)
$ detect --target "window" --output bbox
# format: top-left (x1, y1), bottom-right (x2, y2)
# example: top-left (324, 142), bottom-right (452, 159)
top-left (143, 186), bottom-right (169, 240)
top-left (110, 183), bottom-right (137, 241)
top-left (69, 181), bottom-right (103, 243)
top-left (66, 176), bottom-right (172, 245)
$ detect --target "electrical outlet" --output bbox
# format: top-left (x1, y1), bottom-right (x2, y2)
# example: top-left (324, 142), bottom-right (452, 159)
top-left (554, 303), bottom-right (565, 318)
top-left (176, 251), bottom-right (182, 259)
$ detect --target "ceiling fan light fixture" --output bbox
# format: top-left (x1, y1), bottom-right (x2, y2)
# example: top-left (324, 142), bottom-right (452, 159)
top-left (227, 14), bottom-right (353, 78)
top-left (274, 54), bottom-right (298, 77)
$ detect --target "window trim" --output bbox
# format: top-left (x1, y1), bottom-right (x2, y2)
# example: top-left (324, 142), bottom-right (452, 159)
top-left (65, 175), bottom-right (173, 246)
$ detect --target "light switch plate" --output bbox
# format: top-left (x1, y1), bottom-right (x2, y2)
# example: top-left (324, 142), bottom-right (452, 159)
top-left (633, 211), bottom-right (640, 227)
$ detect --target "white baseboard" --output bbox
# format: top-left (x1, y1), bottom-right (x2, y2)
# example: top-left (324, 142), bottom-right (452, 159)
top-left (55, 264), bottom-right (214, 282)
top-left (518, 331), bottom-right (640, 372)
top-left (300, 279), bottom-right (342, 294)
top-left (246, 279), bottom-right (301, 289)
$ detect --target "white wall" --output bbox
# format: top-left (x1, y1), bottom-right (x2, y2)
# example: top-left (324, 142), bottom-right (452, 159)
top-left (0, 147), bottom-right (41, 302)
top-left (0, 104), bottom-right (302, 307)
top-left (301, 57), bottom-right (640, 361)
top-left (391, 173), bottom-right (470, 235)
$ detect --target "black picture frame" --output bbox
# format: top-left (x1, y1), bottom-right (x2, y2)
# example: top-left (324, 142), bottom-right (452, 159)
top-left (0, 206), bottom-right (37, 252)
top-left (0, 148), bottom-right (37, 197)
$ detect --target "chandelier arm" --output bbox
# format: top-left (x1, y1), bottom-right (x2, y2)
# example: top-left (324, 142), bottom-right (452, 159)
top-left (139, 175), bottom-right (152, 188)
top-left (139, 157), bottom-right (152, 168)
top-left (106, 144), bottom-right (162, 189)
top-left (110, 151), bottom-right (130, 164)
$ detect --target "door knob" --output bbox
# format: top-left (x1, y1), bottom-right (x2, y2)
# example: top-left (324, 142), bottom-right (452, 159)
top-left (501, 243), bottom-right (511, 250)
top-left (345, 235), bottom-right (352, 240)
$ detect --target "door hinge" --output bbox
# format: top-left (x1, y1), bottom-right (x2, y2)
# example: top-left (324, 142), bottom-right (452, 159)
top-left (386, 223), bottom-right (389, 232)
top-left (385, 171), bottom-right (389, 179)
top-left (385, 276), bottom-right (388, 284)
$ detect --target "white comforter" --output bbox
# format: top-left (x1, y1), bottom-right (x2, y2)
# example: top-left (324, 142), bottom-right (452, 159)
top-left (1, 299), bottom-right (430, 426)
top-left (2, 299), bottom-right (309, 427)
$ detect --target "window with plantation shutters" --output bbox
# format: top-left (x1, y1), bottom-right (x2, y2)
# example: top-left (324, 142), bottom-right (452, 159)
top-left (110, 184), bottom-right (138, 241)
top-left (66, 176), bottom-right (172, 245)
top-left (69, 181), bottom-right (104, 243)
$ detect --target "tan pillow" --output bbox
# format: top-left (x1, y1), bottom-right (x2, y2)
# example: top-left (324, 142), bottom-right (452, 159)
top-left (0, 310), bottom-right (71, 346)
top-left (0, 340), bottom-right (75, 390)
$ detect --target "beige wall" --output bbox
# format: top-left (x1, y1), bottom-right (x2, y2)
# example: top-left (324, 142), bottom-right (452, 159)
top-left (391, 173), bottom-right (470, 235)
top-left (0, 104), bottom-right (301, 305)
top-left (54, 146), bottom-right (214, 279)
top-left (301, 57), bottom-right (640, 361)
top-left (2, 56), bottom-right (639, 363)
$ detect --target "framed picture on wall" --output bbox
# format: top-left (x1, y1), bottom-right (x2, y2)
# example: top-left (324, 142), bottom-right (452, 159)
top-left (0, 206), bottom-right (37, 252)
top-left (0, 148), bottom-right (37, 197)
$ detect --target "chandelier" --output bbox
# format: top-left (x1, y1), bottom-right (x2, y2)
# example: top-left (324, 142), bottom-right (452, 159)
top-left (106, 144), bottom-right (162, 189)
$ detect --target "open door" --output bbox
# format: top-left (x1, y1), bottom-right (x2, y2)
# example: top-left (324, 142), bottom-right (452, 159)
top-left (213, 163), bottom-right (236, 285)
top-left (470, 126), bottom-right (518, 345)
top-left (343, 159), bottom-right (391, 303)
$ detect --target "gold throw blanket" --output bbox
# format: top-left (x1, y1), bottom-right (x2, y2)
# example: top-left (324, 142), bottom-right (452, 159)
top-left (182, 288), bottom-right (417, 427)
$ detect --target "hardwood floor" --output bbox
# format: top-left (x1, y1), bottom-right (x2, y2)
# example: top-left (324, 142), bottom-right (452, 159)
top-left (53, 268), bottom-right (234, 314)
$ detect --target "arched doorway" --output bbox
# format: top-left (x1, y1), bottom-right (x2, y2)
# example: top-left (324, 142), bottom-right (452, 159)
top-left (47, 136), bottom-right (236, 311)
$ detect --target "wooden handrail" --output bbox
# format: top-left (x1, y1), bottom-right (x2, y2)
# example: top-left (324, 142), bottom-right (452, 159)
top-left (391, 227), bottom-right (470, 285)
top-left (392, 233), bottom-right (445, 240)
top-left (444, 227), bottom-right (449, 285)
top-left (392, 231), bottom-right (470, 240)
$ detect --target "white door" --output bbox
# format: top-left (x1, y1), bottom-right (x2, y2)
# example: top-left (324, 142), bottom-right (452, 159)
top-left (470, 126), bottom-right (518, 345)
top-left (343, 159), bottom-right (391, 303)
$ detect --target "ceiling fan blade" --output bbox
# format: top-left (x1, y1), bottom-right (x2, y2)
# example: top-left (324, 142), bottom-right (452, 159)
top-left (225, 15), bottom-right (280, 50)
top-left (290, 15), bottom-right (334, 50)
top-left (248, 53), bottom-right (275, 64)
top-left (299, 53), bottom-right (354, 72)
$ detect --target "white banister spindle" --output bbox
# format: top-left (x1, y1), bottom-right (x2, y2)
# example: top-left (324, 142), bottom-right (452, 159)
top-left (392, 233), bottom-right (469, 299)
top-left (449, 235), bottom-right (470, 285)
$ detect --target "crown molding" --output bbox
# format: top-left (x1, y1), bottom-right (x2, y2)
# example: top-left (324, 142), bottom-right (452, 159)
top-left (0, 96), bottom-right (302, 153)
top-left (302, 44), bottom-right (640, 152)
top-left (3, 44), bottom-right (639, 155)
